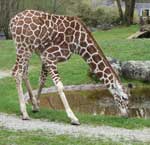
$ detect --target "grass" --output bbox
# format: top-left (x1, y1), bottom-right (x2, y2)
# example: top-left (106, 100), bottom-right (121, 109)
top-left (0, 129), bottom-right (149, 145)
top-left (0, 25), bottom-right (150, 129)
top-left (30, 108), bottom-right (150, 129)
top-left (93, 25), bottom-right (150, 61)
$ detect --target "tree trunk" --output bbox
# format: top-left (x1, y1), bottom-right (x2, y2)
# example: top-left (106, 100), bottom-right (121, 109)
top-left (116, 0), bottom-right (124, 22)
top-left (0, 0), bottom-right (20, 39)
top-left (124, 0), bottom-right (136, 25)
top-left (130, 0), bottom-right (136, 23)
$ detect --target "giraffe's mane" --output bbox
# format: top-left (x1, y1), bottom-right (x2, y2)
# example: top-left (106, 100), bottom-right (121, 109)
top-left (75, 17), bottom-right (121, 83)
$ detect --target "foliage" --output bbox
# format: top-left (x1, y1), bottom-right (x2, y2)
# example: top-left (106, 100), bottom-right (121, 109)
top-left (0, 0), bottom-right (82, 39)
top-left (0, 0), bottom-right (20, 39)
top-left (116, 0), bottom-right (136, 25)
top-left (77, 4), bottom-right (119, 27)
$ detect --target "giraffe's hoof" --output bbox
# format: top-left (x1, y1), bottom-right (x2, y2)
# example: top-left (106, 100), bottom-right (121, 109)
top-left (32, 106), bottom-right (40, 113)
top-left (32, 110), bottom-right (40, 113)
top-left (71, 120), bottom-right (80, 126)
top-left (22, 115), bottom-right (30, 120)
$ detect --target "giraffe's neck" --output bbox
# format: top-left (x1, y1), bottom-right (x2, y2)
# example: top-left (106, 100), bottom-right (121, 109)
top-left (74, 19), bottom-right (120, 91)
top-left (74, 18), bottom-right (128, 116)
top-left (79, 42), bottom-right (116, 89)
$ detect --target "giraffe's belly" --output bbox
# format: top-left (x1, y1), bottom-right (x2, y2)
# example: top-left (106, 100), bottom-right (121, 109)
top-left (42, 46), bottom-right (72, 63)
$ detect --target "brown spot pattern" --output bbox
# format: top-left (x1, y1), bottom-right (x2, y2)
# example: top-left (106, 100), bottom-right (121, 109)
top-left (89, 62), bottom-right (96, 70)
top-left (92, 54), bottom-right (101, 63)
top-left (61, 50), bottom-right (69, 56)
top-left (87, 45), bottom-right (97, 54)
top-left (83, 52), bottom-right (90, 60)
top-left (24, 17), bottom-right (32, 23)
top-left (96, 72), bottom-right (103, 78)
top-left (65, 28), bottom-right (74, 35)
top-left (66, 36), bottom-right (73, 43)
top-left (104, 68), bottom-right (111, 74)
top-left (47, 47), bottom-right (59, 53)
top-left (98, 62), bottom-right (105, 70)
top-left (54, 33), bottom-right (64, 45)
top-left (30, 23), bottom-right (37, 30)
top-left (16, 27), bottom-right (22, 35)
top-left (58, 23), bottom-right (65, 32)
top-left (60, 41), bottom-right (68, 49)
top-left (64, 20), bottom-right (69, 27)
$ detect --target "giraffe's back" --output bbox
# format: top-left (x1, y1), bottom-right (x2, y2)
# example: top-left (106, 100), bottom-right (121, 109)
top-left (9, 10), bottom-right (78, 55)
top-left (10, 10), bottom-right (53, 52)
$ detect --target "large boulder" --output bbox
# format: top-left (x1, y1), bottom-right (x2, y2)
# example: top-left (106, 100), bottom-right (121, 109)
top-left (121, 61), bottom-right (150, 82)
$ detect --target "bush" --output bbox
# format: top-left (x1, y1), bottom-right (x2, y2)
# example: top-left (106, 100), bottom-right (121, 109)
top-left (76, 3), bottom-right (93, 26)
top-left (76, 4), bottom-right (120, 28)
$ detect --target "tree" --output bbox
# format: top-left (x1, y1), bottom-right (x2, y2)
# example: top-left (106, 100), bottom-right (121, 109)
top-left (124, 0), bottom-right (136, 25)
top-left (51, 0), bottom-right (82, 15)
top-left (116, 0), bottom-right (136, 25)
top-left (116, 0), bottom-right (124, 21)
top-left (0, 0), bottom-right (20, 39)
top-left (0, 0), bottom-right (85, 39)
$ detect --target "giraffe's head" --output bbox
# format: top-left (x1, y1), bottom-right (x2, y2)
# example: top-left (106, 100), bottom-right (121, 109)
top-left (110, 79), bottom-right (130, 117)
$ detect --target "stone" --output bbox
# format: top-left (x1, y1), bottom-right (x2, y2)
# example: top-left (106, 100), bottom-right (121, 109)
top-left (121, 61), bottom-right (150, 82)
top-left (140, 24), bottom-right (150, 32)
top-left (107, 57), bottom-right (122, 75)
top-left (128, 25), bottom-right (150, 39)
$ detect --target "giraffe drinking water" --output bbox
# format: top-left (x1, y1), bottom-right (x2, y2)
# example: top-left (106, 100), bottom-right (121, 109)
top-left (10, 10), bottom-right (129, 125)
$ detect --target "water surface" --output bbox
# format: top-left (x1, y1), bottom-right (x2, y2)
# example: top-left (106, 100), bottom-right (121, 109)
top-left (40, 87), bottom-right (150, 118)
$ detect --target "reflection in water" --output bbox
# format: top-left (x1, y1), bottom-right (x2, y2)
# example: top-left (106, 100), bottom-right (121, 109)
top-left (40, 87), bottom-right (150, 118)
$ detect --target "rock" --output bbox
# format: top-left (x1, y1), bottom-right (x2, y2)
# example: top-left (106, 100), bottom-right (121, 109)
top-left (127, 31), bottom-right (147, 39)
top-left (121, 61), bottom-right (150, 82)
top-left (140, 24), bottom-right (150, 32)
top-left (107, 57), bottom-right (122, 75)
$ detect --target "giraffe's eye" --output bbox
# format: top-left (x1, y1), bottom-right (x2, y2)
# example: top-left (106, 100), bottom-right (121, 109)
top-left (122, 95), bottom-right (128, 101)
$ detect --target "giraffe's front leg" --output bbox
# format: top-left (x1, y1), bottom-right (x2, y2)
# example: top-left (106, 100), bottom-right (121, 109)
top-left (44, 60), bottom-right (80, 125)
top-left (12, 61), bottom-right (30, 120)
top-left (56, 81), bottom-right (80, 125)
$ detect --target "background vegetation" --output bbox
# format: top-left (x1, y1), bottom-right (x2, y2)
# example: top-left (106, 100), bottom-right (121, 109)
top-left (0, 0), bottom-right (138, 38)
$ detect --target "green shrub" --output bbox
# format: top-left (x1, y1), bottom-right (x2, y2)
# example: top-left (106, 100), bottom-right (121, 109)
top-left (76, 3), bottom-right (93, 26)
top-left (76, 4), bottom-right (119, 28)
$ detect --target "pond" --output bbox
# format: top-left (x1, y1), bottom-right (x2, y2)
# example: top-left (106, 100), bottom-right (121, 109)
top-left (40, 86), bottom-right (150, 118)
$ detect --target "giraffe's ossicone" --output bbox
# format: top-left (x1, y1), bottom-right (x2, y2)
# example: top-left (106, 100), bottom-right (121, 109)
top-left (10, 10), bottom-right (129, 124)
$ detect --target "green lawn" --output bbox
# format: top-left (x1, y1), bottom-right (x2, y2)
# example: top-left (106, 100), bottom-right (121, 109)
top-left (0, 129), bottom-right (149, 145)
top-left (0, 25), bottom-right (150, 130)
top-left (94, 25), bottom-right (150, 61)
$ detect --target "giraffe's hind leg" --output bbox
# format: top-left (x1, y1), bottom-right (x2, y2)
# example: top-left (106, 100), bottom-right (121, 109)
top-left (43, 57), bottom-right (80, 125)
top-left (23, 64), bottom-right (39, 112)
top-left (37, 63), bottom-right (48, 107)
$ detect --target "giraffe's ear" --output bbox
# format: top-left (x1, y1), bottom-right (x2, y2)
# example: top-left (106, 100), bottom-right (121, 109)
top-left (127, 83), bottom-right (133, 89)
top-left (126, 83), bottom-right (133, 97)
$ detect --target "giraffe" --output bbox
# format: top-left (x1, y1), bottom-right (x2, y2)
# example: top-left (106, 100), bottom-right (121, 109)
top-left (10, 10), bottom-right (129, 125)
